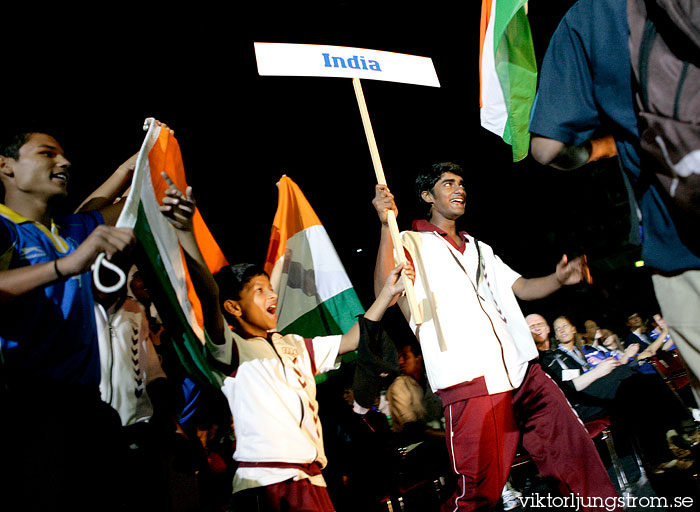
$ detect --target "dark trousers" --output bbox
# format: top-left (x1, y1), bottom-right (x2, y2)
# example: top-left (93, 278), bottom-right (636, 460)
top-left (231, 478), bottom-right (335, 512)
top-left (440, 363), bottom-right (621, 512)
top-left (0, 383), bottom-right (126, 512)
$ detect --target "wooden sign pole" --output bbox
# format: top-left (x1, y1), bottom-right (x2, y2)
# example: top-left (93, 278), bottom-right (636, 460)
top-left (352, 78), bottom-right (423, 325)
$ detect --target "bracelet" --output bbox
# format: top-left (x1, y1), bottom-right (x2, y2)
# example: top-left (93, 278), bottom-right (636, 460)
top-left (54, 258), bottom-right (64, 279)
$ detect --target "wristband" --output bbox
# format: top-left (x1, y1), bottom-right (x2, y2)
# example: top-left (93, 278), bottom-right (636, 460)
top-left (54, 258), bottom-right (64, 279)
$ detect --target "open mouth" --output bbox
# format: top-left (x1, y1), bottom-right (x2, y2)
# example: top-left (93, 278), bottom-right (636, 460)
top-left (51, 172), bottom-right (69, 184)
top-left (267, 304), bottom-right (277, 316)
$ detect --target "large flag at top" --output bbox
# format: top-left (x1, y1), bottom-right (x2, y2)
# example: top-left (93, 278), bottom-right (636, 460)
top-left (108, 119), bottom-right (228, 388)
top-left (264, 176), bottom-right (364, 338)
top-left (480, 0), bottom-right (537, 162)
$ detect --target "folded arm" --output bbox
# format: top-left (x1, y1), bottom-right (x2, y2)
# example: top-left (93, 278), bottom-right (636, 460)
top-left (570, 358), bottom-right (620, 391)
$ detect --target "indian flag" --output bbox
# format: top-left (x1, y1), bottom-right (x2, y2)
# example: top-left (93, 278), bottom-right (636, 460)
top-left (480, 0), bottom-right (537, 162)
top-left (264, 176), bottom-right (364, 338)
top-left (110, 119), bottom-right (228, 387)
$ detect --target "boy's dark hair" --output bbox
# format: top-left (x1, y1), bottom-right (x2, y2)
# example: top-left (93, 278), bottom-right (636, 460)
top-left (0, 131), bottom-right (33, 200)
top-left (0, 121), bottom-right (63, 160)
top-left (415, 162), bottom-right (465, 215)
top-left (400, 338), bottom-right (423, 358)
top-left (0, 132), bottom-right (33, 160)
top-left (0, 126), bottom-right (61, 201)
top-left (213, 263), bottom-right (268, 324)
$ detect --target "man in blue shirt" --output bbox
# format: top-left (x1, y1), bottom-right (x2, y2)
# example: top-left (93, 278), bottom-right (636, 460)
top-left (529, 0), bottom-right (700, 412)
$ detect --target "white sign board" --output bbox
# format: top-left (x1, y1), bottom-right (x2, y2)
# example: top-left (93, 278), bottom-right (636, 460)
top-left (254, 42), bottom-right (440, 88)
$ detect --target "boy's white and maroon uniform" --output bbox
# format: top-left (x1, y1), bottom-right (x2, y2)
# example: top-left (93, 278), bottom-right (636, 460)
top-left (208, 326), bottom-right (341, 494)
top-left (397, 220), bottom-right (621, 511)
top-left (95, 297), bottom-right (167, 426)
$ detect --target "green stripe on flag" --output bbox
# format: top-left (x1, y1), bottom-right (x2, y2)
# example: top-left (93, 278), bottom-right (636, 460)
top-left (280, 288), bottom-right (365, 338)
top-left (494, 0), bottom-right (537, 162)
top-left (134, 204), bottom-right (221, 389)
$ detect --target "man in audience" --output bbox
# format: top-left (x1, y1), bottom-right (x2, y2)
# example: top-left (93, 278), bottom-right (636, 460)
top-left (583, 319), bottom-right (600, 345)
top-left (525, 313), bottom-right (554, 353)
top-left (624, 311), bottom-right (654, 350)
top-left (541, 315), bottom-right (695, 477)
top-left (387, 339), bottom-right (443, 439)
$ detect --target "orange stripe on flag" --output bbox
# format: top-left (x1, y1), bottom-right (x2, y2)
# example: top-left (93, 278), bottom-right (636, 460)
top-left (264, 176), bottom-right (321, 275)
top-left (479, 0), bottom-right (494, 108)
top-left (148, 127), bottom-right (229, 330)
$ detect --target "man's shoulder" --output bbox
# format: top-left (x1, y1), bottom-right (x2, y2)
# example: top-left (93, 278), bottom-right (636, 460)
top-left (0, 215), bottom-right (17, 244)
top-left (562, 0), bottom-right (626, 27)
top-left (388, 375), bottom-right (421, 396)
top-left (624, 331), bottom-right (639, 344)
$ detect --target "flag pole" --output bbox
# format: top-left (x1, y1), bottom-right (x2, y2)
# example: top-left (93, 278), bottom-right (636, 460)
top-left (352, 78), bottom-right (423, 325)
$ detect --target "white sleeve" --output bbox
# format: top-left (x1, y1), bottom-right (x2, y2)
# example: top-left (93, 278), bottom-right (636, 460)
top-left (310, 334), bottom-right (342, 374)
top-left (205, 316), bottom-right (235, 365)
top-left (493, 253), bottom-right (522, 289)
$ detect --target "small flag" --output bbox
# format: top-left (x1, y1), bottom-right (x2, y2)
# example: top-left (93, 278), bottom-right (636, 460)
top-left (115, 120), bottom-right (228, 388)
top-left (480, 0), bottom-right (538, 162)
top-left (264, 176), bottom-right (364, 338)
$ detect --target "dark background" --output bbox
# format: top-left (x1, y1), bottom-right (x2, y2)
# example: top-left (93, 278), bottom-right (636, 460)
top-left (5, 0), bottom-right (659, 336)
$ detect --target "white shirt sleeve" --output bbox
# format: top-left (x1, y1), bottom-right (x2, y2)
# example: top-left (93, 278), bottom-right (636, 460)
top-left (310, 334), bottom-right (342, 374)
top-left (205, 316), bottom-right (235, 365)
top-left (493, 253), bottom-right (522, 289)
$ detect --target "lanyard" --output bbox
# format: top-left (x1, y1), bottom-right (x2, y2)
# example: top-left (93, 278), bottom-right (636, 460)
top-left (557, 345), bottom-right (590, 370)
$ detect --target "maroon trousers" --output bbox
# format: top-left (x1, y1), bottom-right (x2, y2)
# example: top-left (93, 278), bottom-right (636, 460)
top-left (231, 478), bottom-right (335, 512)
top-left (441, 363), bottom-right (621, 512)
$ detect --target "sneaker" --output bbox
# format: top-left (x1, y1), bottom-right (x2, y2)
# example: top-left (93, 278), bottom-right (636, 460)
top-left (501, 483), bottom-right (522, 511)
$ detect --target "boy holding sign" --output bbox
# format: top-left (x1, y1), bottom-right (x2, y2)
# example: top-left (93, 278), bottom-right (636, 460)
top-left (372, 162), bottom-right (622, 511)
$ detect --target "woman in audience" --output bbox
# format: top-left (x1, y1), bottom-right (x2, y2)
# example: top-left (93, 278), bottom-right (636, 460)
top-left (541, 315), bottom-right (695, 475)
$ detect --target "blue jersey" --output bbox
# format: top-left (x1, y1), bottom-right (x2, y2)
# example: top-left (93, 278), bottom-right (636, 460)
top-left (529, 0), bottom-right (700, 273)
top-left (0, 204), bottom-right (104, 391)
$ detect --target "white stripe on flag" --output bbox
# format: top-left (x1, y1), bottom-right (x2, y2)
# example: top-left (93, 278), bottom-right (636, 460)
top-left (140, 160), bottom-right (204, 342)
top-left (274, 225), bottom-right (354, 333)
top-left (481, 0), bottom-right (508, 136)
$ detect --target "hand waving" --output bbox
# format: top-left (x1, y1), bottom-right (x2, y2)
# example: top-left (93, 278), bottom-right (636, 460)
top-left (555, 254), bottom-right (592, 286)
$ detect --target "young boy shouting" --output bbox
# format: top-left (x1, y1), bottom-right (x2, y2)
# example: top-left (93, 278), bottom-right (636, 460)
top-left (159, 175), bottom-right (412, 512)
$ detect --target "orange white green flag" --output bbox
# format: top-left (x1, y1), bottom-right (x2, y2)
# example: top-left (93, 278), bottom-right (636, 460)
top-left (104, 118), bottom-right (228, 387)
top-left (480, 0), bottom-right (537, 162)
top-left (264, 176), bottom-right (364, 338)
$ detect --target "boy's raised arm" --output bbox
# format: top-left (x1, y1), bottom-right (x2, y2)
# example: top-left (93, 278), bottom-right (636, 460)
top-left (372, 184), bottom-right (399, 300)
top-left (77, 121), bottom-right (175, 226)
top-left (339, 262), bottom-right (413, 354)
top-left (158, 172), bottom-right (225, 346)
top-left (76, 154), bottom-right (136, 226)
